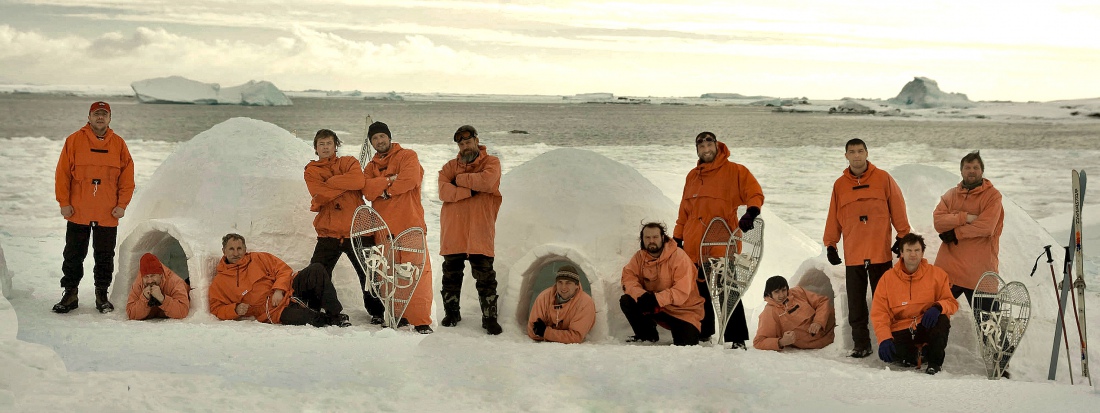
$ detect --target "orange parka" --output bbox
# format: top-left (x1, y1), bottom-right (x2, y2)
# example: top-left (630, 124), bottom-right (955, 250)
top-left (527, 286), bottom-right (597, 344)
top-left (932, 179), bottom-right (1004, 290)
top-left (55, 124), bottom-right (135, 227)
top-left (823, 161), bottom-right (911, 265)
top-left (437, 145), bottom-right (502, 257)
top-left (125, 258), bottom-right (191, 320)
top-left (209, 252), bottom-right (296, 324)
top-left (621, 244), bottom-right (705, 330)
top-left (753, 287), bottom-right (836, 351)
top-left (363, 143), bottom-right (433, 326)
top-left (674, 141), bottom-right (764, 265)
top-left (304, 155), bottom-right (365, 239)
top-left (870, 259), bottom-right (959, 344)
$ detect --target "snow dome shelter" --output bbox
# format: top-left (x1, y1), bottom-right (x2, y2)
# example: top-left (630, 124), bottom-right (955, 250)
top-left (112, 118), bottom-right (318, 316)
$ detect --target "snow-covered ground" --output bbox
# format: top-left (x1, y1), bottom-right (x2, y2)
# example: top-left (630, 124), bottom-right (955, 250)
top-left (2, 118), bottom-right (1099, 412)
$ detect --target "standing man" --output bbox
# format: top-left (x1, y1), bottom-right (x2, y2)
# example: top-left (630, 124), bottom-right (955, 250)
top-left (304, 129), bottom-right (384, 324)
top-left (933, 151), bottom-right (1004, 303)
top-left (527, 265), bottom-right (596, 344)
top-left (362, 121), bottom-right (435, 334)
top-left (621, 222), bottom-right (705, 346)
top-left (53, 101), bottom-right (135, 314)
top-left (438, 125), bottom-right (504, 335)
top-left (673, 131), bottom-right (764, 349)
top-left (823, 138), bottom-right (911, 358)
top-left (126, 253), bottom-right (190, 320)
top-left (871, 233), bottom-right (958, 375)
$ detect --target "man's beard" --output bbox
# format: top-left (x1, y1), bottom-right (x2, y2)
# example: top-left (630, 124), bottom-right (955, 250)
top-left (460, 149), bottom-right (478, 163)
top-left (646, 242), bottom-right (663, 254)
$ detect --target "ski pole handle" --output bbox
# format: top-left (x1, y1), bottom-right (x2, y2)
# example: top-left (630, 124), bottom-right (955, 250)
top-left (1044, 245), bottom-right (1053, 264)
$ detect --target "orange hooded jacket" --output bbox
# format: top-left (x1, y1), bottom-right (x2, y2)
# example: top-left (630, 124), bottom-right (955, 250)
top-left (870, 258), bottom-right (959, 344)
top-left (437, 145), bottom-right (502, 257)
top-left (621, 244), bottom-right (705, 330)
top-left (753, 286), bottom-right (835, 351)
top-left (55, 124), bottom-right (135, 227)
top-left (304, 155), bottom-right (365, 239)
top-left (823, 161), bottom-right (911, 265)
top-left (527, 286), bottom-right (597, 344)
top-left (363, 143), bottom-right (433, 325)
top-left (932, 179), bottom-right (1004, 290)
top-left (674, 141), bottom-right (764, 266)
top-left (208, 252), bottom-right (296, 324)
top-left (125, 258), bottom-right (191, 320)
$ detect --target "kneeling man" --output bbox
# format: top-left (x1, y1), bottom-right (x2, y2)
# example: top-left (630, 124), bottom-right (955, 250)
top-left (620, 222), bottom-right (705, 346)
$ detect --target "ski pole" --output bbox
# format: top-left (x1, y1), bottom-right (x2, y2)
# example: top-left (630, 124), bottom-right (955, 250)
top-left (1045, 245), bottom-right (1076, 384)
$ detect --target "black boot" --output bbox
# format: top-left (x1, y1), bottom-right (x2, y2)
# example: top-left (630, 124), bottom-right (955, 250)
top-left (95, 288), bottom-right (114, 313)
top-left (326, 312), bottom-right (352, 328)
top-left (52, 287), bottom-right (79, 313)
top-left (480, 294), bottom-right (502, 335)
top-left (441, 291), bottom-right (461, 327)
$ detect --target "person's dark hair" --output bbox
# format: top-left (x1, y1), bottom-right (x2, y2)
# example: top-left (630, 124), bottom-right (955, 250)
top-left (638, 222), bottom-right (669, 250)
top-left (845, 138), bottom-right (867, 151)
top-left (961, 150), bottom-right (984, 171)
top-left (221, 233), bottom-right (246, 249)
top-left (898, 233), bottom-right (926, 252)
top-left (313, 129), bottom-right (342, 149)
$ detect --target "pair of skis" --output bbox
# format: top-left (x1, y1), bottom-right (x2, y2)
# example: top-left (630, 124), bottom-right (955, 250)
top-left (1047, 170), bottom-right (1090, 385)
top-left (699, 216), bottom-right (765, 345)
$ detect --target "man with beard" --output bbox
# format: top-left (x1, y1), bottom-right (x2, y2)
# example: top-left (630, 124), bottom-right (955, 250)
top-left (621, 222), bottom-right (705, 346)
top-left (438, 125), bottom-right (504, 335)
top-left (823, 138), bottom-right (911, 358)
top-left (933, 151), bottom-right (1004, 303)
top-left (362, 121), bottom-right (435, 334)
top-left (527, 265), bottom-right (596, 343)
top-left (126, 253), bottom-right (190, 320)
top-left (673, 131), bottom-right (764, 349)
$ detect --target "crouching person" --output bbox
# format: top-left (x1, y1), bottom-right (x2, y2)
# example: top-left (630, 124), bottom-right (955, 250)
top-left (620, 222), bottom-right (705, 346)
top-left (753, 276), bottom-right (835, 351)
top-left (209, 233), bottom-right (351, 327)
top-left (527, 265), bottom-right (596, 343)
top-left (126, 253), bottom-right (190, 320)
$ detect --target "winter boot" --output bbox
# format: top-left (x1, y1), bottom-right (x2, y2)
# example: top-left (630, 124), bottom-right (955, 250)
top-left (441, 291), bottom-right (461, 327)
top-left (327, 312), bottom-right (352, 328)
top-left (94, 288), bottom-right (114, 313)
top-left (415, 325), bottom-right (434, 334)
top-left (52, 287), bottom-right (79, 313)
top-left (480, 294), bottom-right (502, 335)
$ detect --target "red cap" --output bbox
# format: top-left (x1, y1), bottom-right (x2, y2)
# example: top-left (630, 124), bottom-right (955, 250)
top-left (89, 101), bottom-right (111, 115)
top-left (140, 253), bottom-right (162, 276)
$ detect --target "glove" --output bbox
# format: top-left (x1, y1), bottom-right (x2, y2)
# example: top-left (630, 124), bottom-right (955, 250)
top-left (147, 295), bottom-right (162, 307)
top-left (637, 292), bottom-right (659, 315)
top-left (938, 229), bottom-right (959, 245)
top-left (674, 238), bottom-right (684, 249)
top-left (890, 237), bottom-right (903, 257)
top-left (738, 206), bottom-right (760, 232)
top-left (532, 319), bottom-right (547, 337)
top-left (827, 246), bottom-right (842, 266)
top-left (922, 304), bottom-right (942, 329)
top-left (878, 339), bottom-right (895, 362)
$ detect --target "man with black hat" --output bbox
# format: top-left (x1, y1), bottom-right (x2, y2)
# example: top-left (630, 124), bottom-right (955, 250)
top-left (53, 101), bottom-right (135, 314)
top-left (437, 125), bottom-right (504, 335)
top-left (753, 275), bottom-right (836, 351)
top-left (527, 265), bottom-right (596, 343)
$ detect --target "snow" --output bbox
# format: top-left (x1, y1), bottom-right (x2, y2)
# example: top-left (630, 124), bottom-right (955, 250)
top-left (130, 76), bottom-right (292, 106)
top-left (888, 77), bottom-right (973, 109)
top-left (2, 120), bottom-right (1100, 411)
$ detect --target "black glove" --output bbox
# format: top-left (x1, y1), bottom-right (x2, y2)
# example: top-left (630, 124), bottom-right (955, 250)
top-left (938, 229), bottom-right (959, 245)
top-left (148, 295), bottom-right (162, 307)
top-left (532, 319), bottom-right (547, 337)
top-left (827, 246), bottom-right (842, 266)
top-left (450, 178), bottom-right (457, 187)
top-left (890, 237), bottom-right (903, 257)
top-left (637, 292), bottom-right (659, 315)
top-left (738, 206), bottom-right (760, 232)
top-left (674, 238), bottom-right (684, 249)
top-left (878, 339), bottom-right (896, 362)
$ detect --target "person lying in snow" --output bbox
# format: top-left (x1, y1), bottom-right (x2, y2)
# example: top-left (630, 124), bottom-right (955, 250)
top-left (752, 275), bottom-right (835, 351)
top-left (527, 265), bottom-right (596, 344)
top-left (126, 253), bottom-right (190, 320)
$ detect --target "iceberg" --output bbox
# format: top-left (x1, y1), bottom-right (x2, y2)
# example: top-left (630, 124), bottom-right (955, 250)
top-left (888, 76), bottom-right (972, 108)
top-left (130, 76), bottom-right (292, 106)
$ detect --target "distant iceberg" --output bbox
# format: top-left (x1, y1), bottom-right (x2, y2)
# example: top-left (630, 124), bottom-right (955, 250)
top-left (888, 77), bottom-right (971, 108)
top-left (130, 76), bottom-right (292, 106)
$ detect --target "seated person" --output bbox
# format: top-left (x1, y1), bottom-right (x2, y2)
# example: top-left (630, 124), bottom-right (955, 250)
top-left (126, 253), bottom-right (190, 320)
top-left (753, 275), bottom-right (835, 351)
top-left (527, 265), bottom-right (596, 343)
top-left (620, 222), bottom-right (705, 346)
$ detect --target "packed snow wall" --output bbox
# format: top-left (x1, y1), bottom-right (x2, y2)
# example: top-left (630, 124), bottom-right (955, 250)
top-left (0, 240), bottom-right (11, 300)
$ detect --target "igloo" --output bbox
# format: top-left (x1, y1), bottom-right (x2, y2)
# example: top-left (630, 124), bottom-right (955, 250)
top-left (111, 118), bottom-right (319, 316)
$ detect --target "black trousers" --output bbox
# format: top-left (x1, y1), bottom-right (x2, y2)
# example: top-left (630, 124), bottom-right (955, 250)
top-left (696, 265), bottom-right (749, 343)
top-left (847, 262), bottom-right (892, 350)
top-left (440, 253), bottom-right (498, 302)
top-left (620, 294), bottom-right (700, 346)
top-left (310, 237), bottom-right (383, 316)
top-left (280, 263), bottom-right (344, 326)
top-left (61, 221), bottom-right (117, 289)
top-left (891, 315), bottom-right (951, 368)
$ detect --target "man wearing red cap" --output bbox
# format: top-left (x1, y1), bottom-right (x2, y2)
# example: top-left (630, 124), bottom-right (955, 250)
top-left (53, 101), bottom-right (135, 314)
top-left (126, 253), bottom-right (191, 320)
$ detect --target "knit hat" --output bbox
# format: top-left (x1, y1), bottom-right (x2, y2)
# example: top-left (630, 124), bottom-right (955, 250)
top-left (367, 121), bottom-right (391, 139)
top-left (453, 125), bottom-right (478, 142)
top-left (140, 253), bottom-right (162, 276)
top-left (763, 275), bottom-right (788, 298)
top-left (555, 265), bottom-right (581, 284)
top-left (89, 101), bottom-right (111, 115)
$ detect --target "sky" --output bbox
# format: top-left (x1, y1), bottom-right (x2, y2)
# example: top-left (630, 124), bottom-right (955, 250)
top-left (1, 0), bottom-right (1099, 101)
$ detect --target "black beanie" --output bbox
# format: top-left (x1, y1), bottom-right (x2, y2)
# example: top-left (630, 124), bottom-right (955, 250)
top-left (763, 275), bottom-right (789, 298)
top-left (367, 122), bottom-right (391, 139)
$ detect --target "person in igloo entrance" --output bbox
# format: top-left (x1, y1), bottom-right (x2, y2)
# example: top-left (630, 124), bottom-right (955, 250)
top-left (125, 253), bottom-right (190, 320)
top-left (526, 265), bottom-right (596, 343)
top-left (752, 275), bottom-right (835, 351)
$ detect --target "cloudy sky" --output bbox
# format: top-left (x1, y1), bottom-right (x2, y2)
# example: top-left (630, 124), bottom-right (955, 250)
top-left (1, 0), bottom-right (1098, 101)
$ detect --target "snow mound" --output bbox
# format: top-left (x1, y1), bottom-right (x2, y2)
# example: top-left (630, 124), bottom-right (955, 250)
top-left (888, 77), bottom-right (972, 108)
top-left (130, 76), bottom-right (292, 106)
top-left (113, 117), bottom-right (316, 314)
top-left (0, 241), bottom-right (10, 300)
